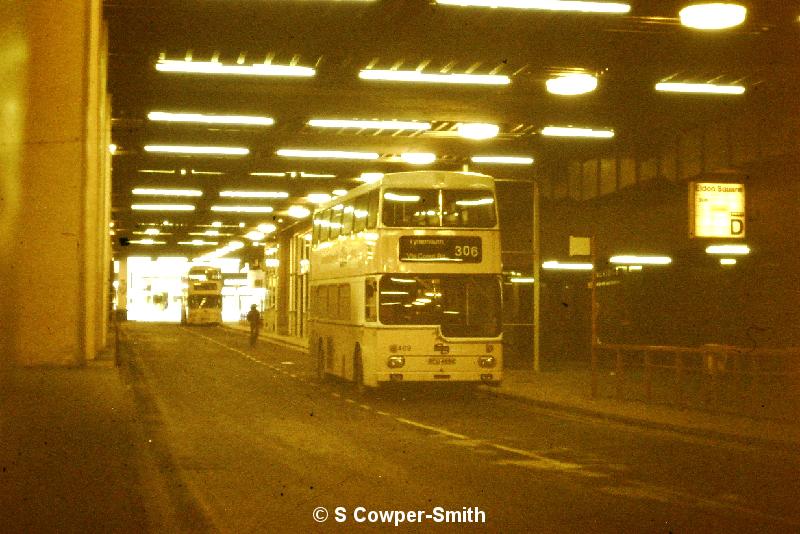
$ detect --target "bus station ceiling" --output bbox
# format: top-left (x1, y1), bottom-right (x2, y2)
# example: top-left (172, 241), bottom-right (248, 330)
top-left (104, 1), bottom-right (800, 255)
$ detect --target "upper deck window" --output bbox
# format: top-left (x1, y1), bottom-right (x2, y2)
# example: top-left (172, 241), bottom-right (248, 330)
top-left (382, 188), bottom-right (496, 228)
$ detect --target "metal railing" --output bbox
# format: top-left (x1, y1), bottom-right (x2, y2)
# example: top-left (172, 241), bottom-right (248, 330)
top-left (591, 342), bottom-right (800, 418)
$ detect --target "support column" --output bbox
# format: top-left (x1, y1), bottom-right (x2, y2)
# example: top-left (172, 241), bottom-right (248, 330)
top-left (0, 0), bottom-right (108, 366)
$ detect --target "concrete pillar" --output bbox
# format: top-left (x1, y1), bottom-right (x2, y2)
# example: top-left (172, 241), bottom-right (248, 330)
top-left (0, 0), bottom-right (108, 366)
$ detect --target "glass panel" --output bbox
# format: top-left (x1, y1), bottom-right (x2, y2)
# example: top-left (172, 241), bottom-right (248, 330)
top-left (329, 205), bottom-right (343, 239)
top-left (341, 203), bottom-right (354, 235)
top-left (381, 189), bottom-right (440, 227)
top-left (378, 274), bottom-right (501, 337)
top-left (367, 190), bottom-right (379, 229)
top-left (353, 195), bottom-right (368, 233)
top-left (188, 295), bottom-right (221, 309)
top-left (441, 190), bottom-right (497, 228)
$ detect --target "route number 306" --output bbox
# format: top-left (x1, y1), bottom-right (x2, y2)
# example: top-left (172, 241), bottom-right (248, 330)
top-left (454, 245), bottom-right (480, 257)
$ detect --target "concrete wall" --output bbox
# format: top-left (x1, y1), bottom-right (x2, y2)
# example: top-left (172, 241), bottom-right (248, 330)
top-left (0, 1), bottom-right (110, 366)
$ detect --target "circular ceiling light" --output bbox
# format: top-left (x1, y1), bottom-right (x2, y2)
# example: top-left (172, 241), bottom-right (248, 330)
top-left (679, 3), bottom-right (746, 30)
top-left (400, 152), bottom-right (436, 165)
top-left (545, 73), bottom-right (598, 95)
top-left (457, 123), bottom-right (500, 140)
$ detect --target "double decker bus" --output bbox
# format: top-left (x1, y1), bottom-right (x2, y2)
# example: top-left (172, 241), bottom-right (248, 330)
top-left (309, 170), bottom-right (503, 388)
top-left (181, 265), bottom-right (223, 325)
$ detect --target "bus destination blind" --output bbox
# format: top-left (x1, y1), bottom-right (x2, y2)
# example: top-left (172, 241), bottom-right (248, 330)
top-left (399, 236), bottom-right (482, 263)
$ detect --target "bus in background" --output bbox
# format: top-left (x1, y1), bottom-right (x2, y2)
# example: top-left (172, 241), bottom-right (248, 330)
top-left (309, 170), bottom-right (503, 388)
top-left (182, 265), bottom-right (223, 325)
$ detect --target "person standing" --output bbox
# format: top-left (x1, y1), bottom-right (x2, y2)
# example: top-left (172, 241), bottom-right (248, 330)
top-left (246, 304), bottom-right (261, 347)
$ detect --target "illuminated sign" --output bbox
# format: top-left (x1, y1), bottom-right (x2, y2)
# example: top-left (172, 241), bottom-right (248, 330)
top-left (399, 236), bottom-right (482, 263)
top-left (689, 182), bottom-right (745, 238)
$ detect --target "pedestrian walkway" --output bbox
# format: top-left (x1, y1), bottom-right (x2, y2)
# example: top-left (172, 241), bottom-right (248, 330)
top-left (0, 358), bottom-right (151, 532)
top-left (226, 323), bottom-right (800, 450)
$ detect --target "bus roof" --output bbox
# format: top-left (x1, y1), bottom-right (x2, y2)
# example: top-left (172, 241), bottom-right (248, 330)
top-left (317, 170), bottom-right (495, 211)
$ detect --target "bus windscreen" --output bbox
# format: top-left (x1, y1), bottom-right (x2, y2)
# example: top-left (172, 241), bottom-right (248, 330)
top-left (378, 274), bottom-right (501, 337)
top-left (382, 189), bottom-right (496, 228)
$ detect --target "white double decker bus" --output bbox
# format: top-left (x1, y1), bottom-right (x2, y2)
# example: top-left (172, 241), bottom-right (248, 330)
top-left (182, 265), bottom-right (223, 325)
top-left (309, 170), bottom-right (503, 388)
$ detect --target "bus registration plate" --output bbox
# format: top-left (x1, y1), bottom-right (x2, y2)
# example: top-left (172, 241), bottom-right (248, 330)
top-left (428, 357), bottom-right (456, 365)
top-left (399, 236), bottom-right (482, 263)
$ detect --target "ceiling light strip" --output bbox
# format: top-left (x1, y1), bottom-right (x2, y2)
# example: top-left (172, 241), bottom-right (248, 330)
top-left (655, 82), bottom-right (745, 95)
top-left (308, 119), bottom-right (432, 130)
top-left (435, 0), bottom-right (630, 14)
top-left (541, 126), bottom-right (614, 138)
top-left (144, 145), bottom-right (249, 155)
top-left (156, 59), bottom-right (315, 77)
top-left (276, 149), bottom-right (379, 160)
top-left (359, 69), bottom-right (510, 85)
top-left (148, 112), bottom-right (275, 126)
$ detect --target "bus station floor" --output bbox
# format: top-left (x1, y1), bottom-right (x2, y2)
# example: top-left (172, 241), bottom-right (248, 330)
top-left (230, 322), bottom-right (800, 451)
top-left (3, 325), bottom-right (798, 531)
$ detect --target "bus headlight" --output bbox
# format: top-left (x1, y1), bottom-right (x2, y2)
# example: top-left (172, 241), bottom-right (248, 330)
top-left (387, 355), bottom-right (405, 369)
top-left (478, 356), bottom-right (496, 368)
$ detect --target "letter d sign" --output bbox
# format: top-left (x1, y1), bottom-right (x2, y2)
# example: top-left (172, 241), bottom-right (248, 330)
top-left (730, 218), bottom-right (744, 236)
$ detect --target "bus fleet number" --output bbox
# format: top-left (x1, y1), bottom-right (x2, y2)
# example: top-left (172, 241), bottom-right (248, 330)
top-left (454, 245), bottom-right (480, 258)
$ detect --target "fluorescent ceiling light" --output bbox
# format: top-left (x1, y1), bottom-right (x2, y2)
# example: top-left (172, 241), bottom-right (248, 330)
top-left (307, 193), bottom-right (332, 204)
top-left (546, 73), bottom-right (598, 95)
top-left (509, 277), bottom-right (535, 284)
top-left (332, 189), bottom-right (348, 197)
top-left (191, 170), bottom-right (224, 175)
top-left (257, 224), bottom-right (277, 234)
top-left (705, 244), bottom-right (750, 255)
top-left (249, 172), bottom-right (288, 177)
top-left (541, 126), bottom-right (614, 138)
top-left (655, 82), bottom-right (745, 95)
top-left (144, 145), bottom-right (249, 156)
top-left (287, 206), bottom-right (311, 219)
top-left (245, 231), bottom-right (266, 241)
top-left (210, 206), bottom-right (274, 213)
top-left (720, 258), bottom-right (737, 265)
top-left (277, 149), bottom-right (379, 160)
top-left (457, 123), bottom-right (500, 140)
top-left (144, 228), bottom-right (160, 235)
top-left (609, 255), bottom-right (672, 265)
top-left (129, 239), bottom-right (166, 245)
top-left (219, 191), bottom-right (289, 199)
top-left (400, 152), bottom-right (436, 165)
top-left (211, 221), bottom-right (223, 227)
top-left (359, 69), bottom-right (510, 86)
top-left (147, 111), bottom-right (274, 126)
top-left (435, 0), bottom-right (630, 14)
top-left (455, 198), bottom-right (494, 206)
top-left (138, 169), bottom-right (176, 174)
top-left (307, 119), bottom-right (432, 130)
top-left (179, 240), bottom-right (219, 246)
top-left (156, 59), bottom-right (315, 77)
top-left (108, 144), bottom-right (117, 154)
top-left (131, 204), bottom-right (195, 211)
top-left (132, 188), bottom-right (202, 197)
top-left (679, 3), bottom-right (746, 30)
top-left (471, 156), bottom-right (534, 165)
top-left (299, 172), bottom-right (337, 178)
top-left (542, 260), bottom-right (593, 270)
